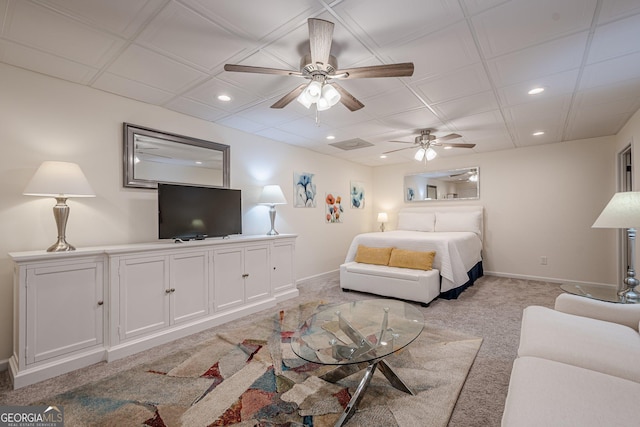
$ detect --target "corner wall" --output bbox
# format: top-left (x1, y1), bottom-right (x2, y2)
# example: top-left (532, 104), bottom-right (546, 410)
top-left (0, 64), bottom-right (374, 361)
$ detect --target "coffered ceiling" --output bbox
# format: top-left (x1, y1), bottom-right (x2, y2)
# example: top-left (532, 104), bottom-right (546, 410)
top-left (1, 0), bottom-right (640, 166)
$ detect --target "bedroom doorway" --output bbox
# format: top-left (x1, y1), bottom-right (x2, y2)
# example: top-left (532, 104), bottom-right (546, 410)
top-left (619, 145), bottom-right (632, 290)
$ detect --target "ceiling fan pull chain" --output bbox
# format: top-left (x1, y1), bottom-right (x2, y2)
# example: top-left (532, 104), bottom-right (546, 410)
top-left (315, 107), bottom-right (320, 126)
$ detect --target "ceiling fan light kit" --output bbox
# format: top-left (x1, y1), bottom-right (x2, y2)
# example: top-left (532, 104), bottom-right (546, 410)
top-left (224, 18), bottom-right (414, 114)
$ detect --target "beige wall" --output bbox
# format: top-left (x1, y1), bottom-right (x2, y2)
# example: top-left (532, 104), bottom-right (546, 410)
top-left (372, 137), bottom-right (618, 284)
top-left (0, 63), bottom-right (373, 361)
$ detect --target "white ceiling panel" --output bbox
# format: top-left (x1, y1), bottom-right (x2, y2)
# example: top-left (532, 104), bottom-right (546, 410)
top-left (413, 63), bottom-right (491, 104)
top-left (432, 91), bottom-right (499, 122)
top-left (487, 32), bottom-right (588, 87)
top-left (184, 77), bottom-right (261, 112)
top-left (588, 12), bottom-right (640, 64)
top-left (472, 0), bottom-right (596, 58)
top-left (137, 2), bottom-right (249, 71)
top-left (37, 0), bottom-right (163, 38)
top-left (164, 97), bottom-right (229, 122)
top-left (1, 0), bottom-right (639, 166)
top-left (0, 39), bottom-right (98, 84)
top-left (105, 44), bottom-right (208, 93)
top-left (5, 0), bottom-right (125, 68)
top-left (92, 72), bottom-right (174, 104)
top-left (598, 0), bottom-right (640, 24)
top-left (335, 0), bottom-right (463, 47)
top-left (580, 51), bottom-right (640, 90)
top-left (384, 21), bottom-right (480, 81)
top-left (497, 69), bottom-right (579, 107)
top-left (183, 0), bottom-right (321, 40)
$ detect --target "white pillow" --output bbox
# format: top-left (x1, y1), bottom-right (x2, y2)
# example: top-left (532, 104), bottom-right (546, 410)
top-left (434, 211), bottom-right (482, 235)
top-left (397, 212), bottom-right (435, 232)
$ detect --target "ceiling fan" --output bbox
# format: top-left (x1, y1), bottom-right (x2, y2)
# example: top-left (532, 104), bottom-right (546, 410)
top-left (224, 18), bottom-right (414, 112)
top-left (383, 130), bottom-right (476, 161)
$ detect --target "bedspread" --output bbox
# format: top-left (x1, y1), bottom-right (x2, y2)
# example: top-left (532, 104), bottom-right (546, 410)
top-left (344, 230), bottom-right (482, 293)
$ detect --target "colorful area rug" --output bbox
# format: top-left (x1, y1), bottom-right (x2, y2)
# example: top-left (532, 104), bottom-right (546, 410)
top-left (34, 301), bottom-right (482, 426)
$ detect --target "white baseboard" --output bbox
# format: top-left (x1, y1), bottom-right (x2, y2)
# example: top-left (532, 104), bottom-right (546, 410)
top-left (297, 269), bottom-right (339, 285)
top-left (0, 358), bottom-right (8, 372)
top-left (484, 271), bottom-right (615, 288)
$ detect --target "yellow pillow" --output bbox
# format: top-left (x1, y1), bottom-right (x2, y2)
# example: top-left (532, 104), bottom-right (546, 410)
top-left (354, 245), bottom-right (393, 266)
top-left (388, 248), bottom-right (436, 270)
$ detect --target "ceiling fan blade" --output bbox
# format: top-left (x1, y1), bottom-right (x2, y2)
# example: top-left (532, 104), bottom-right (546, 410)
top-left (435, 133), bottom-right (462, 142)
top-left (440, 143), bottom-right (476, 149)
top-left (333, 83), bottom-right (364, 111)
top-left (383, 146), bottom-right (416, 154)
top-left (270, 84), bottom-right (307, 109)
top-left (333, 63), bottom-right (414, 79)
top-left (389, 140), bottom-right (414, 144)
top-left (308, 18), bottom-right (334, 69)
top-left (224, 64), bottom-right (302, 77)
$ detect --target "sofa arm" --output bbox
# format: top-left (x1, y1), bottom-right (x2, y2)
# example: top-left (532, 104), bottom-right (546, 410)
top-left (554, 293), bottom-right (640, 331)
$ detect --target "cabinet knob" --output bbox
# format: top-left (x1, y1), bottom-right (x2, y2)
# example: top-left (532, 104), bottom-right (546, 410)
top-left (97, 301), bottom-right (104, 306)
top-left (242, 273), bottom-right (249, 278)
top-left (171, 288), bottom-right (176, 293)
top-left (165, 289), bottom-right (172, 294)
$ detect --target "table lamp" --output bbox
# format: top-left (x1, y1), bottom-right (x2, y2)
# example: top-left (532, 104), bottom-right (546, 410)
top-left (258, 184), bottom-right (287, 235)
top-left (592, 191), bottom-right (640, 302)
top-left (377, 212), bottom-right (388, 232)
top-left (23, 161), bottom-right (95, 252)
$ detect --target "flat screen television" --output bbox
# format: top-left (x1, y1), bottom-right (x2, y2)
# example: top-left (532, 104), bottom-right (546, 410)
top-left (158, 183), bottom-right (242, 240)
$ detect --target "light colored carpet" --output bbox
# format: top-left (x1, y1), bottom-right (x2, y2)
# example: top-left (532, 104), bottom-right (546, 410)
top-left (0, 273), bottom-right (562, 426)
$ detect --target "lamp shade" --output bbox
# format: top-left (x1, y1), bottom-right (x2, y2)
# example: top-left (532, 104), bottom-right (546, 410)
top-left (23, 161), bottom-right (95, 197)
top-left (258, 184), bottom-right (287, 205)
top-left (592, 191), bottom-right (640, 228)
top-left (377, 212), bottom-right (388, 223)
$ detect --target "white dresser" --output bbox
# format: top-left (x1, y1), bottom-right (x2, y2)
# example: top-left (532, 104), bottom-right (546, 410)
top-left (9, 234), bottom-right (297, 388)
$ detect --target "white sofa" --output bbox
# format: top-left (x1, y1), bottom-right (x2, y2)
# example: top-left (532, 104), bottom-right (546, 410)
top-left (502, 293), bottom-right (640, 426)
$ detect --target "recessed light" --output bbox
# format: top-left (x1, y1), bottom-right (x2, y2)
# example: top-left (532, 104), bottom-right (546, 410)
top-left (217, 94), bottom-right (231, 102)
top-left (533, 131), bottom-right (545, 136)
top-left (443, 146), bottom-right (453, 150)
top-left (379, 155), bottom-right (387, 159)
top-left (195, 161), bottom-right (203, 164)
top-left (528, 87), bottom-right (545, 95)
top-left (326, 135), bottom-right (336, 140)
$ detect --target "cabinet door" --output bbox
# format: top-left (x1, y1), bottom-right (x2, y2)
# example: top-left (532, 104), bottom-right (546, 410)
top-left (25, 262), bottom-right (104, 364)
top-left (213, 247), bottom-right (245, 311)
top-left (245, 244), bottom-right (270, 303)
top-left (119, 256), bottom-right (170, 340)
top-left (170, 251), bottom-right (209, 324)
top-left (271, 241), bottom-right (295, 295)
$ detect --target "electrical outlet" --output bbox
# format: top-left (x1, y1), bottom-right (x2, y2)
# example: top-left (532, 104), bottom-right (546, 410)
top-left (540, 256), bottom-right (548, 265)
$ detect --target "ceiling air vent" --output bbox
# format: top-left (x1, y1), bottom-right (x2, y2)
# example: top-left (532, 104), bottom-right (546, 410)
top-left (329, 138), bottom-right (374, 151)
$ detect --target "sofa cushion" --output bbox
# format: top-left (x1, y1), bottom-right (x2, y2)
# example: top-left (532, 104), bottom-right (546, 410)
top-left (354, 245), bottom-right (393, 266)
top-left (518, 305), bottom-right (640, 382)
top-left (388, 248), bottom-right (435, 270)
top-left (502, 356), bottom-right (640, 427)
top-left (343, 262), bottom-right (439, 281)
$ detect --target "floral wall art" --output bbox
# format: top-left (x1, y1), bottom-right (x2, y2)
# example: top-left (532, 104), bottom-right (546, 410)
top-left (325, 193), bottom-right (343, 223)
top-left (293, 171), bottom-right (316, 207)
top-left (350, 181), bottom-right (365, 209)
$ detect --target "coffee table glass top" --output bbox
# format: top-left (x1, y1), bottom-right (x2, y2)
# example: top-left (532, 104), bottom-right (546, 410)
top-left (291, 299), bottom-right (424, 366)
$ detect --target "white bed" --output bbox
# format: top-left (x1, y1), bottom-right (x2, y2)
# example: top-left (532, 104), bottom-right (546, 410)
top-left (341, 206), bottom-right (484, 302)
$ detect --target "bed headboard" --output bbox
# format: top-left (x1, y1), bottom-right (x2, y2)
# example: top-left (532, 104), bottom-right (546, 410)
top-left (397, 206), bottom-right (484, 241)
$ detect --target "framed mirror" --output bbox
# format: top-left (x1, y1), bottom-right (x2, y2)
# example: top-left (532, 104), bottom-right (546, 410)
top-left (123, 123), bottom-right (230, 189)
top-left (404, 167), bottom-right (479, 202)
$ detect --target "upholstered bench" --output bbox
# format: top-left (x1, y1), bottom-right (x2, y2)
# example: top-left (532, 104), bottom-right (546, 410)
top-left (339, 261), bottom-right (440, 306)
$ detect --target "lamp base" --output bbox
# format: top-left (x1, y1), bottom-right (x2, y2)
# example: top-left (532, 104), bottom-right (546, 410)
top-left (266, 229), bottom-right (280, 236)
top-left (47, 238), bottom-right (76, 252)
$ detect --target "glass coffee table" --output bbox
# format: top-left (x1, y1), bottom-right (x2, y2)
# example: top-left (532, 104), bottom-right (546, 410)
top-left (291, 299), bottom-right (424, 426)
top-left (560, 283), bottom-right (640, 304)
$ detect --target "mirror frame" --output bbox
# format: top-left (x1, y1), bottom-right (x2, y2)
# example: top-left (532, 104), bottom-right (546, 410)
top-left (123, 123), bottom-right (230, 189)
top-left (404, 166), bottom-right (479, 202)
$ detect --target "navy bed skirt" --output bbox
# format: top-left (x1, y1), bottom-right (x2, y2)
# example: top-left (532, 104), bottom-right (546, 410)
top-left (439, 261), bottom-right (484, 300)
